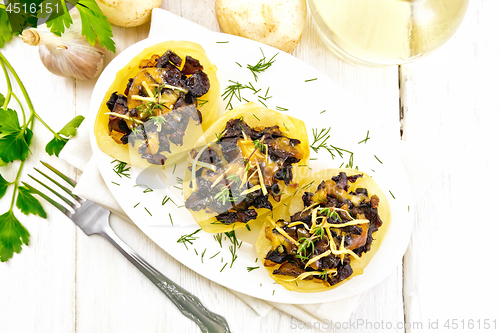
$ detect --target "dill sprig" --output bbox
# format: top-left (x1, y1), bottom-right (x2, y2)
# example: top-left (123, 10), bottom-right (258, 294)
top-left (225, 231), bottom-right (242, 268)
top-left (296, 236), bottom-right (316, 261)
top-left (214, 186), bottom-right (236, 205)
top-left (210, 251), bottom-right (220, 259)
top-left (214, 233), bottom-right (223, 247)
top-left (247, 49), bottom-right (278, 81)
top-left (111, 159), bottom-right (130, 179)
top-left (358, 130), bottom-right (370, 144)
top-left (134, 184), bottom-right (153, 193)
top-left (177, 229), bottom-right (202, 250)
top-left (310, 128), bottom-right (355, 167)
top-left (221, 80), bottom-right (262, 110)
top-left (253, 139), bottom-right (266, 152)
top-left (319, 207), bottom-right (341, 221)
top-left (197, 99), bottom-right (209, 107)
top-left (331, 145), bottom-right (354, 168)
top-left (247, 266), bottom-right (259, 272)
top-left (226, 174), bottom-right (241, 186)
top-left (319, 270), bottom-right (329, 281)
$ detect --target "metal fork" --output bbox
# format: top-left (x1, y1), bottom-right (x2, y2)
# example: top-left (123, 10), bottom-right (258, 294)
top-left (23, 161), bottom-right (231, 333)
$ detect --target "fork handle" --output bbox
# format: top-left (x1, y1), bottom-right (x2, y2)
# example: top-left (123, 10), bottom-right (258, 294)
top-left (100, 226), bottom-right (231, 333)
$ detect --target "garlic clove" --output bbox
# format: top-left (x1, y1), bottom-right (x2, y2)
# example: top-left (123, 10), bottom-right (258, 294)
top-left (21, 8), bottom-right (105, 80)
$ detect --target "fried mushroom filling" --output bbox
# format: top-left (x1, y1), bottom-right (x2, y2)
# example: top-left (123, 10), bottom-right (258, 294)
top-left (263, 172), bottom-right (383, 286)
top-left (105, 50), bottom-right (210, 165)
top-left (185, 117), bottom-right (306, 225)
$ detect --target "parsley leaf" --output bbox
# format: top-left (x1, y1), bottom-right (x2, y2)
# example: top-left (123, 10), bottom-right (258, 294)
top-left (0, 108), bottom-right (33, 163)
top-left (0, 108), bottom-right (25, 136)
top-left (44, 1), bottom-right (115, 52)
top-left (45, 136), bottom-right (68, 157)
top-left (0, 210), bottom-right (30, 262)
top-left (16, 186), bottom-right (47, 218)
top-left (76, 0), bottom-right (115, 52)
top-left (0, 8), bottom-right (13, 48)
top-left (45, 115), bottom-right (84, 157)
top-left (0, 173), bottom-right (10, 199)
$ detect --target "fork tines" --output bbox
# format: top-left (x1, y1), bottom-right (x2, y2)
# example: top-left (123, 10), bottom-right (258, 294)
top-left (22, 161), bottom-right (83, 217)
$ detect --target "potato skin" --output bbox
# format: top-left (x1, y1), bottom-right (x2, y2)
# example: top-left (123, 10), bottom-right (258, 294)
top-left (95, 0), bottom-right (163, 27)
top-left (94, 41), bottom-right (219, 168)
top-left (215, 0), bottom-right (307, 53)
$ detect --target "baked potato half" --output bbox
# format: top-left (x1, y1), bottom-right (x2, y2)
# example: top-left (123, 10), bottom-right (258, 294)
top-left (256, 169), bottom-right (391, 292)
top-left (183, 102), bottom-right (310, 233)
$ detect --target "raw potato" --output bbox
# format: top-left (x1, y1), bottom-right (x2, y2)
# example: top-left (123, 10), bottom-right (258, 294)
top-left (215, 0), bottom-right (306, 53)
top-left (95, 0), bottom-right (163, 27)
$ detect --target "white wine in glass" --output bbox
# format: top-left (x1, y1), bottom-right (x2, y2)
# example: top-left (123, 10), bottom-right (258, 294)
top-left (309, 0), bottom-right (469, 66)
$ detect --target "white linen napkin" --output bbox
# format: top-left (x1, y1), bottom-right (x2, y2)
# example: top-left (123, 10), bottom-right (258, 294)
top-left (60, 8), bottom-right (437, 330)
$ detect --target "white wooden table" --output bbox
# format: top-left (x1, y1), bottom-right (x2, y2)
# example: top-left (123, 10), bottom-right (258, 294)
top-left (1, 1), bottom-right (499, 332)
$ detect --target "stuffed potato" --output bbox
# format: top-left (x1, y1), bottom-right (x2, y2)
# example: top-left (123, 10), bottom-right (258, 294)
top-left (94, 41), bottom-right (219, 168)
top-left (256, 169), bottom-right (391, 292)
top-left (183, 102), bottom-right (310, 233)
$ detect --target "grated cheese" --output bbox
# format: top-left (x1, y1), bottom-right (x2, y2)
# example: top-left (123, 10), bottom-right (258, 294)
top-left (240, 185), bottom-right (262, 196)
top-left (104, 112), bottom-right (143, 124)
top-left (256, 163), bottom-right (268, 196)
top-left (191, 143), bottom-right (211, 191)
top-left (295, 268), bottom-right (338, 281)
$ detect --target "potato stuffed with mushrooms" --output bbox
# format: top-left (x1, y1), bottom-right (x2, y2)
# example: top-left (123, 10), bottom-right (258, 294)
top-left (183, 103), bottom-right (310, 233)
top-left (256, 169), bottom-right (391, 292)
top-left (95, 41), bottom-right (219, 168)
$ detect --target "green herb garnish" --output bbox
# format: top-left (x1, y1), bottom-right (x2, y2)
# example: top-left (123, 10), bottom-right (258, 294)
top-left (319, 270), bottom-right (329, 281)
top-left (111, 159), bottom-right (130, 178)
top-left (134, 184), bottom-right (153, 193)
top-left (225, 231), bottom-right (241, 268)
top-left (310, 128), bottom-right (336, 159)
top-left (214, 233), bottom-right (223, 247)
top-left (0, 53), bottom-right (85, 262)
top-left (2, 0), bottom-right (115, 52)
top-left (358, 130), bottom-right (370, 144)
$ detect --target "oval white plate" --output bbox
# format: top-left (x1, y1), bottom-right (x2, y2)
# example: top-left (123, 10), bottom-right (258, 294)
top-left (88, 31), bottom-right (413, 304)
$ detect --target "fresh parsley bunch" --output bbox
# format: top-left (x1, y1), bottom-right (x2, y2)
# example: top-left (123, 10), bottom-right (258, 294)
top-left (0, 0), bottom-right (115, 52)
top-left (0, 52), bottom-right (84, 262)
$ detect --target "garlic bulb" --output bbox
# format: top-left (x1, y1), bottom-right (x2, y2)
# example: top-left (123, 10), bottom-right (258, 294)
top-left (21, 9), bottom-right (104, 80)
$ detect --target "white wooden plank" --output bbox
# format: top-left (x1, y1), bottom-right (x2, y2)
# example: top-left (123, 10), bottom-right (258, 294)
top-left (0, 38), bottom-right (77, 333)
top-left (401, 0), bottom-right (500, 331)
